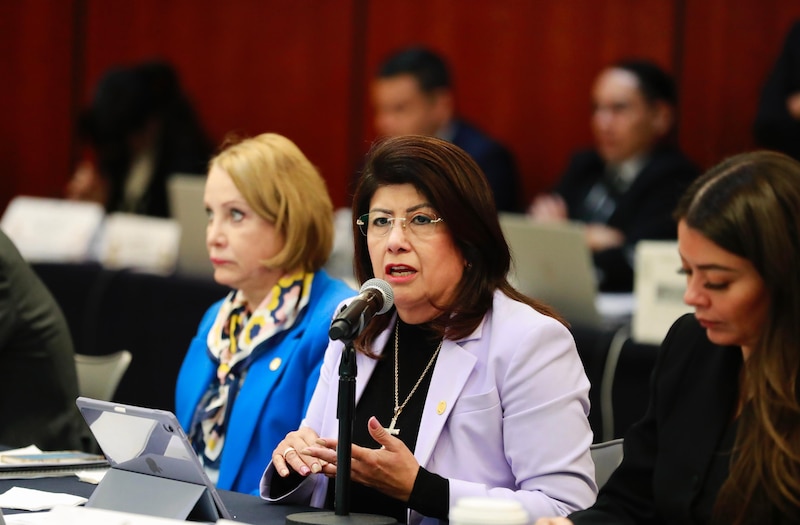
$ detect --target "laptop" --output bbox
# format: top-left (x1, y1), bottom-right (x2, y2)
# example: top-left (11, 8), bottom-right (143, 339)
top-left (499, 213), bottom-right (608, 329)
top-left (76, 397), bottom-right (232, 522)
top-left (167, 174), bottom-right (214, 279)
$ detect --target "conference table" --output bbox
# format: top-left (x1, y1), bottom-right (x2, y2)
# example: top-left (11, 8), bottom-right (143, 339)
top-left (0, 474), bottom-right (314, 524)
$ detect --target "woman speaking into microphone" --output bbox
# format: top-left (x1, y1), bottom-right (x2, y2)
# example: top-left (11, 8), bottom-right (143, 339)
top-left (261, 135), bottom-right (597, 524)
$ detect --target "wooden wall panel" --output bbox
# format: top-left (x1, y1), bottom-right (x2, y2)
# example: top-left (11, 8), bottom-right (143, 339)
top-left (0, 0), bottom-right (77, 213)
top-left (679, 0), bottom-right (800, 172)
top-left (361, 0), bottom-right (678, 202)
top-left (3, 0), bottom-right (799, 215)
top-left (80, 0), bottom-right (358, 206)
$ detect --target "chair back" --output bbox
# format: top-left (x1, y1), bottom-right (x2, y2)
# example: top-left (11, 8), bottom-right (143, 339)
top-left (74, 350), bottom-right (132, 401)
top-left (590, 438), bottom-right (624, 489)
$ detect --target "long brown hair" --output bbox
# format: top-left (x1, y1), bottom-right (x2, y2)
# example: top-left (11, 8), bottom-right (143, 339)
top-left (675, 150), bottom-right (800, 523)
top-left (351, 135), bottom-right (563, 355)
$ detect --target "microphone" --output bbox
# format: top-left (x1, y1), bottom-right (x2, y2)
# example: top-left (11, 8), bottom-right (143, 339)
top-left (329, 278), bottom-right (394, 342)
top-left (287, 279), bottom-right (399, 524)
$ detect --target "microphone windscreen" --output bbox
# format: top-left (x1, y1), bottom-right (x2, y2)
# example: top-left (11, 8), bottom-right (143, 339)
top-left (360, 278), bottom-right (394, 314)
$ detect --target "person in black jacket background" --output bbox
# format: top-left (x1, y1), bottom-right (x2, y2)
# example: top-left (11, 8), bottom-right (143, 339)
top-left (66, 60), bottom-right (213, 217)
top-left (754, 20), bottom-right (800, 162)
top-left (528, 60), bottom-right (698, 292)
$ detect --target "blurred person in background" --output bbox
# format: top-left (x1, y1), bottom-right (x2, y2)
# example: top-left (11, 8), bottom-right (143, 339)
top-left (369, 46), bottom-right (521, 213)
top-left (66, 60), bottom-right (213, 217)
top-left (754, 20), bottom-right (800, 162)
top-left (528, 59), bottom-right (698, 292)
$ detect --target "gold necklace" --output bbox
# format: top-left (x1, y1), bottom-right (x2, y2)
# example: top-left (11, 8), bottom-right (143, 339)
top-left (386, 321), bottom-right (443, 436)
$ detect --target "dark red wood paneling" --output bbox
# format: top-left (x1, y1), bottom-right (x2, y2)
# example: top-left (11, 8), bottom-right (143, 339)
top-left (80, 0), bottom-right (357, 207)
top-left (680, 0), bottom-right (800, 171)
top-left (0, 0), bottom-right (78, 213)
top-left (4, 0), bottom-right (799, 214)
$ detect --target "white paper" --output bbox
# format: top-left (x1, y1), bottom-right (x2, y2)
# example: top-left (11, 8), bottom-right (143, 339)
top-left (42, 505), bottom-right (191, 524)
top-left (0, 487), bottom-right (87, 511)
top-left (74, 469), bottom-right (106, 484)
top-left (0, 446), bottom-right (42, 459)
top-left (596, 292), bottom-right (636, 319)
top-left (6, 512), bottom-right (58, 525)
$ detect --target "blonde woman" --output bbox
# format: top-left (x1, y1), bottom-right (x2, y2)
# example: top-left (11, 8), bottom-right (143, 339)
top-left (175, 133), bottom-right (354, 495)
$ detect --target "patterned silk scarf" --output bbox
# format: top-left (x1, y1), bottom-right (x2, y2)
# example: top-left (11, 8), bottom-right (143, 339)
top-left (189, 271), bottom-right (313, 483)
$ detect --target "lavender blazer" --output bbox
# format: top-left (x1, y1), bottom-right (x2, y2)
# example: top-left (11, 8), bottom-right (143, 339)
top-left (260, 290), bottom-right (597, 524)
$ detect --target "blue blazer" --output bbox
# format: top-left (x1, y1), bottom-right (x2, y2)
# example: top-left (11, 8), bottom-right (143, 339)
top-left (175, 270), bottom-right (355, 494)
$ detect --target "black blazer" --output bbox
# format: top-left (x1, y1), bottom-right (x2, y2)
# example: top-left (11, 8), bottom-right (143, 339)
top-left (554, 147), bottom-right (698, 291)
top-left (0, 231), bottom-right (84, 450)
top-left (570, 314), bottom-right (744, 524)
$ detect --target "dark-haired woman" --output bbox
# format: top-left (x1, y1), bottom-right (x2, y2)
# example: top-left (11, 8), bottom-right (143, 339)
top-left (260, 135), bottom-right (597, 524)
top-left (537, 150), bottom-right (800, 525)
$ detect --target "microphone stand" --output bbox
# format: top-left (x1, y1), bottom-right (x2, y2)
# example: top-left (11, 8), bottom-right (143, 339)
top-left (334, 339), bottom-right (357, 516)
top-left (285, 337), bottom-right (397, 525)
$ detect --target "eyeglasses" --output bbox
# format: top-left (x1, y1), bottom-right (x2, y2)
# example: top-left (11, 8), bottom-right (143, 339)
top-left (356, 211), bottom-right (444, 238)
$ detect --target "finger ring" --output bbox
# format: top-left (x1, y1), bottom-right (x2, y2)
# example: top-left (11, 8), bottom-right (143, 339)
top-left (282, 446), bottom-right (296, 459)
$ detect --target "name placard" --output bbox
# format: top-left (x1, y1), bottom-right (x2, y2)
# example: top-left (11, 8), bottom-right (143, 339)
top-left (0, 196), bottom-right (105, 262)
top-left (632, 240), bottom-right (693, 345)
top-left (98, 213), bottom-right (181, 275)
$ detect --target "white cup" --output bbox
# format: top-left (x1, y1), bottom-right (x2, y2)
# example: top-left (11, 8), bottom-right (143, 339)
top-left (450, 497), bottom-right (530, 525)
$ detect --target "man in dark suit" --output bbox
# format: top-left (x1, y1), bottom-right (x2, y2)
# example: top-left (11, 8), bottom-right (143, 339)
top-left (0, 230), bottom-right (84, 450)
top-left (370, 46), bottom-right (521, 212)
top-left (529, 60), bottom-right (698, 292)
